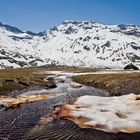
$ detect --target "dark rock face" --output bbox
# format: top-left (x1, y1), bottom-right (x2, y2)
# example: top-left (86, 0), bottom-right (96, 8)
top-left (3, 24), bottom-right (23, 34)
top-left (26, 31), bottom-right (42, 37)
top-left (83, 36), bottom-right (91, 41)
top-left (105, 67), bottom-right (111, 70)
top-left (83, 45), bottom-right (90, 51)
top-left (65, 26), bottom-right (76, 34)
top-left (124, 63), bottom-right (139, 70)
top-left (45, 77), bottom-right (57, 88)
top-left (62, 21), bottom-right (81, 25)
top-left (118, 24), bottom-right (127, 30)
top-left (131, 45), bottom-right (140, 50)
top-left (111, 24), bottom-right (140, 37)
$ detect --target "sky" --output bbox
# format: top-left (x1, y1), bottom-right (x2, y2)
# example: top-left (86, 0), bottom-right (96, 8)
top-left (0, 0), bottom-right (140, 32)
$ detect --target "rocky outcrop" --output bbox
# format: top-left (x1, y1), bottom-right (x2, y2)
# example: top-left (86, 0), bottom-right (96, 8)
top-left (44, 77), bottom-right (57, 88)
top-left (70, 83), bottom-right (83, 88)
top-left (124, 63), bottom-right (139, 70)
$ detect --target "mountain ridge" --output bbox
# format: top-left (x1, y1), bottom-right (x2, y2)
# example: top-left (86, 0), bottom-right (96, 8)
top-left (0, 20), bottom-right (140, 69)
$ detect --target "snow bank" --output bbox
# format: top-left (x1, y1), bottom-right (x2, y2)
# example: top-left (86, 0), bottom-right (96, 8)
top-left (0, 94), bottom-right (59, 108)
top-left (56, 94), bottom-right (140, 133)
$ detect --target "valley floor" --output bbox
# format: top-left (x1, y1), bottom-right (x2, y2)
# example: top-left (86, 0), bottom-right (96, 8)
top-left (0, 66), bottom-right (96, 96)
top-left (73, 71), bottom-right (140, 96)
top-left (0, 67), bottom-right (140, 96)
top-left (0, 67), bottom-right (140, 140)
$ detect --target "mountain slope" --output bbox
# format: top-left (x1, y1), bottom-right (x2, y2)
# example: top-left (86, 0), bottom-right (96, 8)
top-left (0, 21), bottom-right (140, 69)
top-left (0, 22), bottom-right (45, 68)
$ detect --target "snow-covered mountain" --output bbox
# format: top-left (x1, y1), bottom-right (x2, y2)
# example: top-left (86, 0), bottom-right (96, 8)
top-left (0, 20), bottom-right (140, 69)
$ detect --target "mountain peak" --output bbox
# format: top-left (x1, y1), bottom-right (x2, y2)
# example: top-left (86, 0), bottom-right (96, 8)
top-left (0, 20), bottom-right (140, 69)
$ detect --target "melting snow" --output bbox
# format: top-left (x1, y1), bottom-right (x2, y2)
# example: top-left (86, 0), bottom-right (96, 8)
top-left (56, 94), bottom-right (140, 133)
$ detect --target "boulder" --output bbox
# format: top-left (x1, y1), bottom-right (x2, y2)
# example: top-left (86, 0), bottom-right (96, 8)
top-left (70, 83), bottom-right (83, 88)
top-left (124, 63), bottom-right (139, 70)
top-left (45, 77), bottom-right (57, 88)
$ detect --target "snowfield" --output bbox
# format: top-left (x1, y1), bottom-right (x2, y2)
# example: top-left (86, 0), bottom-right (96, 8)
top-left (0, 21), bottom-right (140, 69)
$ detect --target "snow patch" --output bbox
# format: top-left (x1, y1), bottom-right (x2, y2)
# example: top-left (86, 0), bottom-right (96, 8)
top-left (56, 94), bottom-right (140, 133)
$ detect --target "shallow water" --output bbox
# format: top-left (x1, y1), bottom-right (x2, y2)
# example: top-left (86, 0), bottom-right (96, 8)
top-left (1, 71), bottom-right (139, 140)
top-left (20, 71), bottom-right (108, 96)
top-left (25, 119), bottom-right (140, 140)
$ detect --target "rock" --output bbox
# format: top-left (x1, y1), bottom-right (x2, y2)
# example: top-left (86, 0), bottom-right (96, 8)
top-left (17, 77), bottom-right (30, 86)
top-left (45, 82), bottom-right (57, 88)
top-left (44, 77), bottom-right (57, 88)
top-left (105, 67), bottom-right (111, 70)
top-left (70, 83), bottom-right (83, 88)
top-left (124, 63), bottom-right (139, 70)
top-left (5, 79), bottom-right (15, 82)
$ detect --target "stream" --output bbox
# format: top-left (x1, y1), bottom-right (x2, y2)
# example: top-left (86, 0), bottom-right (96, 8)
top-left (0, 71), bottom-right (140, 140)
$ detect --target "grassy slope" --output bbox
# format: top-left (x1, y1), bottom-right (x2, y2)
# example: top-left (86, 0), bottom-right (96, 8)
top-left (0, 68), bottom-right (48, 96)
top-left (73, 73), bottom-right (140, 96)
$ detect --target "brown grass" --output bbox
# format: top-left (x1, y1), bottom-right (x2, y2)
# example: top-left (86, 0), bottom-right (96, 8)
top-left (73, 73), bottom-right (140, 96)
top-left (0, 68), bottom-right (48, 95)
top-left (42, 66), bottom-right (97, 73)
top-left (0, 66), bottom-right (97, 96)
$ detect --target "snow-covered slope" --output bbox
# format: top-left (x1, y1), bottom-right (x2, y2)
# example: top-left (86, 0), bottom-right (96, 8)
top-left (0, 21), bottom-right (140, 69)
top-left (0, 22), bottom-right (45, 68)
